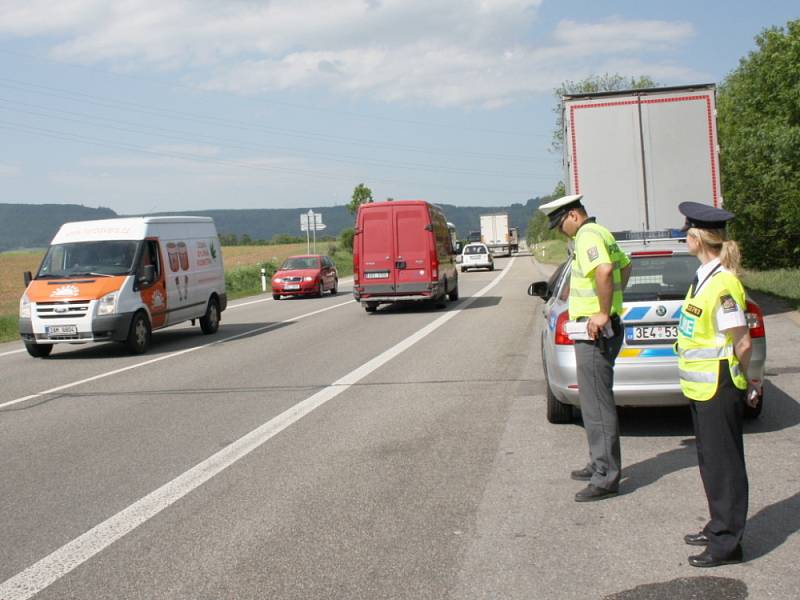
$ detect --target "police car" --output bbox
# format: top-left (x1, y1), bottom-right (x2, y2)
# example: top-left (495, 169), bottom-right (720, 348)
top-left (529, 234), bottom-right (767, 423)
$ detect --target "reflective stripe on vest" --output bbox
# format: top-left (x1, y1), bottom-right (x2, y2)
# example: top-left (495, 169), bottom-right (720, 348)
top-left (677, 271), bottom-right (748, 401)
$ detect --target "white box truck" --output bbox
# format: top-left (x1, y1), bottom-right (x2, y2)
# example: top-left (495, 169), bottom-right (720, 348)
top-left (480, 213), bottom-right (511, 256)
top-left (562, 84), bottom-right (721, 233)
top-left (19, 216), bottom-right (227, 357)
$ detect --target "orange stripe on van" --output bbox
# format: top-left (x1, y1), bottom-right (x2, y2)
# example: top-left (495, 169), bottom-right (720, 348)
top-left (26, 276), bottom-right (127, 302)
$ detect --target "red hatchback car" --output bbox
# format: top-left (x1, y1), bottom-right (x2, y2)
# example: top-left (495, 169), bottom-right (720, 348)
top-left (272, 255), bottom-right (338, 300)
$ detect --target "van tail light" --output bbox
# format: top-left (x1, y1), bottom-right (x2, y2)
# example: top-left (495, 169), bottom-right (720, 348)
top-left (431, 250), bottom-right (439, 280)
top-left (745, 301), bottom-right (765, 338)
top-left (555, 310), bottom-right (574, 345)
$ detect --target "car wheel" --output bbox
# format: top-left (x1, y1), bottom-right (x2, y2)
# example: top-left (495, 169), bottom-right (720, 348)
top-left (461, 266), bottom-right (466, 273)
top-left (448, 283), bottom-right (459, 301)
top-left (272, 293), bottom-right (281, 300)
top-left (316, 282), bottom-right (324, 297)
top-left (126, 311), bottom-right (151, 354)
top-left (25, 342), bottom-right (53, 358)
top-left (364, 301), bottom-right (378, 313)
top-left (331, 278), bottom-right (338, 295)
top-left (489, 263), bottom-right (495, 271)
top-left (743, 390), bottom-right (764, 419)
top-left (546, 379), bottom-right (573, 424)
top-left (199, 297), bottom-right (220, 334)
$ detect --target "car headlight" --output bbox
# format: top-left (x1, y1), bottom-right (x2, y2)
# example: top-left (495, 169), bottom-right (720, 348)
top-left (304, 276), bottom-right (314, 282)
top-left (19, 293), bottom-right (31, 319)
top-left (97, 291), bottom-right (119, 316)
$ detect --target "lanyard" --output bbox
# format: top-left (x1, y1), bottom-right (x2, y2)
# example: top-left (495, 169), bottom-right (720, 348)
top-left (691, 263), bottom-right (722, 298)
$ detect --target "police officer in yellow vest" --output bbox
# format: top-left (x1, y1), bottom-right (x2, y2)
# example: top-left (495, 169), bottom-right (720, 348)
top-left (676, 201), bottom-right (759, 567)
top-left (539, 194), bottom-right (631, 502)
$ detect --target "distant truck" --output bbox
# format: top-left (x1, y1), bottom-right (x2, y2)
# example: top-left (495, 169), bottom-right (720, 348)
top-left (508, 227), bottom-right (519, 253)
top-left (562, 84), bottom-right (722, 233)
top-left (480, 213), bottom-right (511, 256)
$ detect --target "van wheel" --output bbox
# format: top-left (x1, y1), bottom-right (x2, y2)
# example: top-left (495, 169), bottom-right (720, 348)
top-left (200, 298), bottom-right (220, 334)
top-left (126, 312), bottom-right (151, 354)
top-left (364, 301), bottom-right (378, 313)
top-left (272, 293), bottom-right (281, 300)
top-left (25, 342), bottom-right (53, 358)
top-left (448, 284), bottom-right (459, 301)
top-left (743, 390), bottom-right (764, 419)
top-left (331, 278), bottom-right (338, 295)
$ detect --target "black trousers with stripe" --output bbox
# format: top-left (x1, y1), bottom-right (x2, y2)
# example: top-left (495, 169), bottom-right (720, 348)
top-left (689, 359), bottom-right (749, 558)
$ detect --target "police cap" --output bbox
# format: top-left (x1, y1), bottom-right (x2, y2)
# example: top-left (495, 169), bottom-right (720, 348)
top-left (678, 201), bottom-right (734, 231)
top-left (539, 194), bottom-right (585, 230)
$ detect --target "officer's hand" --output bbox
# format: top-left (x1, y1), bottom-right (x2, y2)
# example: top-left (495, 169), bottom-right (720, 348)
top-left (587, 313), bottom-right (610, 339)
top-left (746, 384), bottom-right (762, 408)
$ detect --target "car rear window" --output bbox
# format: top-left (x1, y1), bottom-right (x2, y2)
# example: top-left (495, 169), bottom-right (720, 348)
top-left (625, 254), bottom-right (700, 300)
top-left (464, 245), bottom-right (486, 254)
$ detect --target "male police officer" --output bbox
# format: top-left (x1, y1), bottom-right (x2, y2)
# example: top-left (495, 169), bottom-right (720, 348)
top-left (539, 195), bottom-right (632, 501)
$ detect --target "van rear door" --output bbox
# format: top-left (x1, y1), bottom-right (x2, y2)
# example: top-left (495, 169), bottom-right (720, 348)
top-left (394, 204), bottom-right (429, 293)
top-left (361, 205), bottom-right (395, 290)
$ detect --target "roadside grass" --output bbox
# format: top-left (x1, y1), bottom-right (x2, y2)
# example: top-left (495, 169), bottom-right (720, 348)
top-left (0, 244), bottom-right (354, 342)
top-left (742, 268), bottom-right (800, 310)
top-left (530, 239), bottom-right (569, 265)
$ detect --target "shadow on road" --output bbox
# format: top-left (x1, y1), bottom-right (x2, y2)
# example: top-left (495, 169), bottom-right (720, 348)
top-left (605, 576), bottom-right (747, 600)
top-left (366, 296), bottom-right (502, 314)
top-left (744, 490), bottom-right (800, 561)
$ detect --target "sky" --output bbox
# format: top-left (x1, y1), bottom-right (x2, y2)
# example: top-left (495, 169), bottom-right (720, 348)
top-left (0, 1), bottom-right (797, 215)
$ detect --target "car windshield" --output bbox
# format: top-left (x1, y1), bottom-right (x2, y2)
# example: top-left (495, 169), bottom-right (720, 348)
top-left (36, 241), bottom-right (139, 278)
top-left (281, 257), bottom-right (319, 270)
top-left (624, 254), bottom-right (700, 300)
top-left (464, 245), bottom-right (487, 255)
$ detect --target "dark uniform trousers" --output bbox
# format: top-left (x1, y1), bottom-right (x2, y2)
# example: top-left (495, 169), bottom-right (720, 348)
top-left (690, 359), bottom-right (749, 558)
top-left (574, 316), bottom-right (623, 491)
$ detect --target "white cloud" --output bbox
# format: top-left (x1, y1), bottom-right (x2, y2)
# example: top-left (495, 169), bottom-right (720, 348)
top-left (0, 1), bottom-right (697, 107)
top-left (0, 163), bottom-right (22, 177)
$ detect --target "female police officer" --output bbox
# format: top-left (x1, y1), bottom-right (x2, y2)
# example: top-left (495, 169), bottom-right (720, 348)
top-left (676, 201), bottom-right (760, 567)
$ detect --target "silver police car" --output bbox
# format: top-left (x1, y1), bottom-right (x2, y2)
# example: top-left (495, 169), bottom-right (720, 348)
top-left (529, 235), bottom-right (767, 423)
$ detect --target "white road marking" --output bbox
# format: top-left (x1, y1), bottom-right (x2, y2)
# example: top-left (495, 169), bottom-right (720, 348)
top-left (0, 260), bottom-right (514, 600)
top-left (0, 348), bottom-right (25, 357)
top-left (0, 300), bottom-right (354, 411)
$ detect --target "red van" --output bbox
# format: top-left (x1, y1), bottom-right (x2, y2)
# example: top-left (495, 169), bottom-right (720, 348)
top-left (353, 200), bottom-right (459, 312)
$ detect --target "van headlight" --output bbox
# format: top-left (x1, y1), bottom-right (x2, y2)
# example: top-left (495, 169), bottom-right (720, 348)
top-left (19, 293), bottom-right (31, 318)
top-left (97, 291), bottom-right (119, 316)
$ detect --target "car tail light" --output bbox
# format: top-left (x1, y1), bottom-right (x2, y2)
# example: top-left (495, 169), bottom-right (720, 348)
top-left (745, 301), bottom-right (765, 338)
top-left (555, 310), bottom-right (574, 345)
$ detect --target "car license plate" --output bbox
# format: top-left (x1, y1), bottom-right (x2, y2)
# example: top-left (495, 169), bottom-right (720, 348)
top-left (365, 271), bottom-right (389, 279)
top-left (626, 325), bottom-right (678, 344)
top-left (46, 325), bottom-right (78, 336)
top-left (284, 284), bottom-right (300, 290)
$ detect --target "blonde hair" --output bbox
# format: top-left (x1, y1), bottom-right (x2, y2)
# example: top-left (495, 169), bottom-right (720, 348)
top-left (689, 227), bottom-right (742, 274)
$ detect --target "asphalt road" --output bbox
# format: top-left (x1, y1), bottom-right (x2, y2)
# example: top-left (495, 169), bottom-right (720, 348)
top-left (1, 253), bottom-right (798, 600)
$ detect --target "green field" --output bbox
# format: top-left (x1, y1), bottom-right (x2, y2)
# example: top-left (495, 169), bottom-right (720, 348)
top-left (530, 239), bottom-right (569, 265)
top-left (741, 268), bottom-right (800, 310)
top-left (0, 244), bottom-right (353, 343)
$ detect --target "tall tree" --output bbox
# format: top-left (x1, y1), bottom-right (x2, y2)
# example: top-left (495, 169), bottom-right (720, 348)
top-left (347, 183), bottom-right (374, 215)
top-left (551, 74), bottom-right (657, 155)
top-left (717, 19), bottom-right (800, 269)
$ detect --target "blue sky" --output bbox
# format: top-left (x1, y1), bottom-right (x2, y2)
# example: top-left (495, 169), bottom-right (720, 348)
top-left (0, 1), bottom-right (797, 214)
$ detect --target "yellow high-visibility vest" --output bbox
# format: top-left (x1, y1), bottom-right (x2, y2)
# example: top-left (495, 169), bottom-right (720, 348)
top-left (677, 270), bottom-right (748, 400)
top-left (568, 221), bottom-right (629, 319)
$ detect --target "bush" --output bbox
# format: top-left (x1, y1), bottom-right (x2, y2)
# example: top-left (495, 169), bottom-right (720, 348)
top-left (339, 228), bottom-right (355, 251)
top-left (0, 314), bottom-right (18, 343)
top-left (225, 261), bottom-right (278, 299)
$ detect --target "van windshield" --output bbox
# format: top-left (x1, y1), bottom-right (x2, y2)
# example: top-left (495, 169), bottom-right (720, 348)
top-left (37, 241), bottom-right (139, 278)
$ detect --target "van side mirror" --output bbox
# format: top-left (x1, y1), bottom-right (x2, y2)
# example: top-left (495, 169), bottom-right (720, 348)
top-left (528, 281), bottom-right (550, 299)
top-left (424, 224), bottom-right (433, 232)
top-left (141, 264), bottom-right (156, 284)
top-left (23, 271), bottom-right (32, 287)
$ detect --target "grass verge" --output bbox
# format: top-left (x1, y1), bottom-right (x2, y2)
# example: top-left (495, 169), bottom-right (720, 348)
top-left (741, 268), bottom-right (800, 310)
top-left (530, 239), bottom-right (569, 265)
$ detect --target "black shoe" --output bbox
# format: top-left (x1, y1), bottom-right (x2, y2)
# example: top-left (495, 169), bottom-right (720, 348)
top-left (570, 467), bottom-right (593, 481)
top-left (688, 545), bottom-right (743, 568)
top-left (574, 484), bottom-right (618, 502)
top-left (684, 532), bottom-right (710, 546)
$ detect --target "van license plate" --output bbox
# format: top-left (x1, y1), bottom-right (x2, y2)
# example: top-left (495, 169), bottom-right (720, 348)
top-left (284, 284), bottom-right (300, 290)
top-left (365, 271), bottom-right (389, 279)
top-left (626, 325), bottom-right (678, 344)
top-left (46, 325), bottom-right (78, 336)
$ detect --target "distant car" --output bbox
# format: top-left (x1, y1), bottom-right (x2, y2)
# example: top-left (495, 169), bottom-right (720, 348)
top-left (529, 235), bottom-right (767, 423)
top-left (272, 255), bottom-right (338, 300)
top-left (461, 243), bottom-right (494, 272)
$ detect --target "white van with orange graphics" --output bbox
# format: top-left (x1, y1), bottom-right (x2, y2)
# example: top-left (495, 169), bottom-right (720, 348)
top-left (19, 216), bottom-right (227, 357)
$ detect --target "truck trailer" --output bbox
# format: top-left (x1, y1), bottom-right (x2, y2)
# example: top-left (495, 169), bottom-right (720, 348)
top-left (480, 213), bottom-right (511, 256)
top-left (562, 84), bottom-right (721, 234)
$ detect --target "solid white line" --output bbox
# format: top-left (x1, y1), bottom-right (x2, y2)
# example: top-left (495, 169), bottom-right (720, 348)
top-left (0, 348), bottom-right (25, 357)
top-left (0, 300), bottom-right (355, 411)
top-left (0, 260), bottom-right (514, 600)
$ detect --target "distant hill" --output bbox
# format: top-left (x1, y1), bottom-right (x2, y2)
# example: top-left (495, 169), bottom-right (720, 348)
top-left (0, 199), bottom-right (544, 251)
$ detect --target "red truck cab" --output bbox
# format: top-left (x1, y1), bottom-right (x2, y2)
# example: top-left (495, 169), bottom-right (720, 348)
top-left (353, 200), bottom-right (459, 312)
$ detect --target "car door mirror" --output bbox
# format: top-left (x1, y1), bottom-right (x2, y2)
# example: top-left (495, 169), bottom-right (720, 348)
top-left (528, 281), bottom-right (550, 299)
